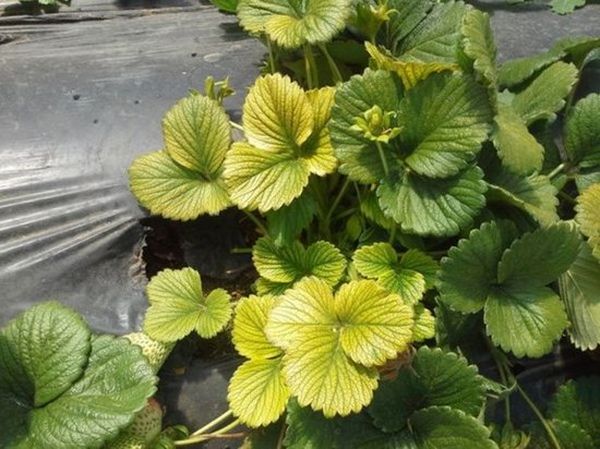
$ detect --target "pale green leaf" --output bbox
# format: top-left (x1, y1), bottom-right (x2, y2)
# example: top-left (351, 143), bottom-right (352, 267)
top-left (486, 168), bottom-right (559, 226)
top-left (370, 347), bottom-right (486, 432)
top-left (144, 268), bottom-right (232, 341)
top-left (129, 151), bottom-right (231, 220)
top-left (224, 142), bottom-right (310, 212)
top-left (566, 94), bottom-right (600, 169)
top-left (266, 191), bottom-right (317, 246)
top-left (6, 335), bottom-right (156, 449)
top-left (365, 42), bottom-right (458, 90)
top-left (253, 238), bottom-right (346, 286)
top-left (242, 73), bottom-right (313, 152)
top-left (377, 166), bottom-right (487, 237)
top-left (360, 189), bottom-right (395, 229)
top-left (559, 242), bottom-right (600, 350)
top-left (162, 94), bottom-right (231, 175)
top-left (438, 221), bottom-right (516, 313)
top-left (498, 52), bottom-right (562, 89)
top-left (461, 9), bottom-right (497, 88)
top-left (228, 358), bottom-right (290, 427)
top-left (551, 0), bottom-right (586, 14)
top-left (484, 285), bottom-right (568, 358)
top-left (412, 304), bottom-right (436, 342)
top-left (497, 222), bottom-right (581, 288)
top-left (330, 69), bottom-right (404, 184)
top-left (232, 295), bottom-right (281, 360)
top-left (336, 280), bottom-right (414, 366)
top-left (576, 184), bottom-right (600, 259)
top-left (410, 406), bottom-right (498, 449)
top-left (401, 73), bottom-right (493, 179)
top-left (492, 103), bottom-right (545, 175)
top-left (209, 0), bottom-right (238, 13)
top-left (550, 377), bottom-right (600, 445)
top-left (397, 2), bottom-right (469, 64)
top-left (511, 62), bottom-right (578, 126)
top-left (237, 0), bottom-right (351, 49)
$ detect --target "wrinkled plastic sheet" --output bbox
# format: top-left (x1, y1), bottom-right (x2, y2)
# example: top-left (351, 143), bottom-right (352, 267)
top-left (1, 0), bottom-right (599, 443)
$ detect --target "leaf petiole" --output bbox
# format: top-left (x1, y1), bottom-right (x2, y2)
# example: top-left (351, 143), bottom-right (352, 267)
top-left (304, 44), bottom-right (319, 89)
top-left (547, 162), bottom-right (567, 180)
top-left (318, 43), bottom-right (343, 84)
top-left (242, 209), bottom-right (269, 236)
top-left (230, 121), bottom-right (245, 132)
top-left (375, 141), bottom-right (390, 177)
top-left (174, 418), bottom-right (243, 446)
top-left (516, 384), bottom-right (562, 449)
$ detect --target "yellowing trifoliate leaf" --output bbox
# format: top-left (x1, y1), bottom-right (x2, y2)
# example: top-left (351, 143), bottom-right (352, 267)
top-left (439, 221), bottom-right (577, 357)
top-left (511, 62), bottom-right (578, 126)
top-left (353, 243), bottom-right (438, 304)
top-left (400, 73), bottom-right (493, 179)
top-left (163, 94), bottom-right (231, 174)
top-left (397, 2), bottom-right (469, 64)
top-left (330, 69), bottom-right (404, 184)
top-left (576, 184), bottom-right (600, 259)
top-left (129, 94), bottom-right (233, 221)
top-left (253, 238), bottom-right (346, 293)
top-left (129, 151), bottom-right (231, 220)
top-left (377, 166), bottom-right (487, 237)
top-left (492, 103), bottom-right (545, 175)
top-left (143, 268), bottom-right (232, 342)
top-left (565, 94), bottom-right (600, 169)
top-left (559, 242), bottom-right (600, 350)
top-left (484, 285), bottom-right (568, 358)
top-left (412, 304), bottom-right (436, 342)
top-left (237, 0), bottom-right (351, 49)
top-left (461, 9), bottom-right (497, 89)
top-left (224, 75), bottom-right (337, 212)
top-left (365, 42), bottom-right (458, 90)
top-left (232, 295), bottom-right (281, 360)
top-left (266, 277), bottom-right (414, 417)
top-left (369, 347), bottom-right (486, 432)
top-left (228, 358), bottom-right (290, 428)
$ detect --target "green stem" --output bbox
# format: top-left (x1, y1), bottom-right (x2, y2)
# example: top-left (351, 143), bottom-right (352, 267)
top-left (318, 43), bottom-right (343, 84)
top-left (516, 384), bottom-right (562, 449)
top-left (388, 225), bottom-right (397, 245)
top-left (333, 207), bottom-right (357, 222)
top-left (175, 419), bottom-right (242, 446)
top-left (304, 44), bottom-right (319, 89)
top-left (558, 191), bottom-right (577, 205)
top-left (231, 247), bottom-right (252, 254)
top-left (190, 410), bottom-right (233, 436)
top-left (243, 210), bottom-right (268, 236)
top-left (375, 141), bottom-right (390, 177)
top-left (547, 163), bottom-right (567, 180)
top-left (229, 121), bottom-right (245, 132)
top-left (325, 177), bottom-right (351, 225)
top-left (267, 36), bottom-right (277, 73)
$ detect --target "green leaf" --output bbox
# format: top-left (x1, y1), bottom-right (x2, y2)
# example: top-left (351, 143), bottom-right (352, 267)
top-left (400, 73), bottom-right (493, 178)
top-left (129, 151), bottom-right (231, 220)
top-left (209, 0), bottom-right (238, 13)
top-left (163, 94), bottom-right (231, 175)
top-left (397, 2), bottom-right (469, 64)
top-left (232, 295), bottom-right (281, 360)
top-left (530, 419), bottom-right (594, 449)
top-left (143, 268), bottom-right (232, 341)
top-left (550, 377), bottom-right (600, 445)
top-left (377, 166), bottom-right (487, 237)
top-left (498, 51), bottom-right (562, 89)
top-left (370, 348), bottom-right (486, 432)
top-left (353, 243), bottom-right (437, 304)
top-left (576, 184), bottom-right (600, 259)
top-left (484, 285), bottom-right (568, 358)
top-left (461, 9), bottom-right (497, 89)
top-left (410, 406), bottom-right (498, 449)
top-left (330, 69), bottom-right (404, 184)
top-left (559, 242), bottom-right (600, 350)
top-left (486, 167), bottom-right (559, 226)
top-left (438, 221), bottom-right (516, 313)
top-left (253, 238), bottom-right (346, 289)
top-left (566, 94), bottom-right (600, 169)
top-left (225, 75), bottom-right (336, 212)
top-left (0, 302), bottom-right (90, 408)
top-left (511, 62), bottom-right (578, 126)
top-left (383, 0), bottom-right (433, 53)
top-left (497, 222), bottom-right (581, 288)
top-left (266, 277), bottom-right (414, 417)
top-left (360, 189), bottom-right (395, 229)
top-left (551, 0), bottom-right (586, 14)
top-left (5, 335), bottom-right (156, 449)
top-left (284, 399), bottom-right (340, 449)
top-left (266, 191), bottom-right (317, 246)
top-left (237, 0), bottom-right (351, 49)
top-left (492, 103), bottom-right (545, 175)
top-left (228, 359), bottom-right (290, 427)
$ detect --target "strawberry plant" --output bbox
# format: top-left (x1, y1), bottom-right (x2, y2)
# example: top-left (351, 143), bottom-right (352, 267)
top-left (2, 0), bottom-right (600, 448)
